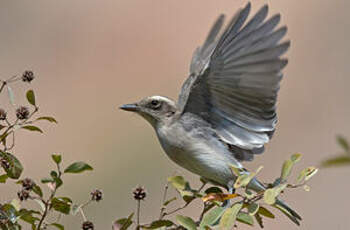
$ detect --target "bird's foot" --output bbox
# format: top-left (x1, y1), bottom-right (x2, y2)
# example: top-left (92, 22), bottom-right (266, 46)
top-left (222, 180), bottom-right (236, 208)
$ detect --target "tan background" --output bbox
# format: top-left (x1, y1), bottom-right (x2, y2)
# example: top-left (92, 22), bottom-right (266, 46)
top-left (1, 0), bottom-right (350, 229)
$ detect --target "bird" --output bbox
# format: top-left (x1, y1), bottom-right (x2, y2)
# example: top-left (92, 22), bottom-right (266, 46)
top-left (120, 2), bottom-right (301, 225)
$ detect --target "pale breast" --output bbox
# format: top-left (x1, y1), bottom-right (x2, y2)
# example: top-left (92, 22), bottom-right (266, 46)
top-left (155, 120), bottom-right (239, 186)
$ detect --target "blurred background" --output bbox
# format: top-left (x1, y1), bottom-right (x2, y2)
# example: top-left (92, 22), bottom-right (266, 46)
top-left (1, 0), bottom-right (349, 229)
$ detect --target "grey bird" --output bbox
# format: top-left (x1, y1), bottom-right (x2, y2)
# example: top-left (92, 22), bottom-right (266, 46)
top-left (120, 2), bottom-right (301, 225)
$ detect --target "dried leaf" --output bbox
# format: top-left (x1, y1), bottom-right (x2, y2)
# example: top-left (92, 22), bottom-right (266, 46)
top-left (202, 193), bottom-right (238, 202)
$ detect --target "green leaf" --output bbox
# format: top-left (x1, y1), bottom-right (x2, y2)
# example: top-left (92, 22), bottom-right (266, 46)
top-left (291, 153), bottom-right (302, 163)
top-left (64, 162), bottom-right (93, 174)
top-left (51, 170), bottom-right (58, 178)
top-left (176, 215), bottom-right (197, 230)
top-left (167, 176), bottom-right (189, 191)
top-left (50, 223), bottom-right (64, 230)
top-left (204, 187), bottom-right (223, 194)
top-left (167, 175), bottom-right (194, 202)
top-left (32, 184), bottom-right (43, 197)
top-left (263, 189), bottom-right (276, 205)
top-left (237, 212), bottom-right (254, 226)
top-left (247, 203), bottom-right (259, 216)
top-left (229, 164), bottom-right (243, 176)
top-left (36, 116), bottom-right (58, 124)
top-left (41, 177), bottom-right (54, 184)
top-left (52, 154), bottom-right (62, 165)
top-left (54, 177), bottom-right (63, 188)
top-left (281, 159), bottom-right (293, 181)
top-left (234, 166), bottom-right (263, 189)
top-left (281, 154), bottom-right (302, 181)
top-left (2, 203), bottom-right (17, 223)
top-left (263, 184), bottom-right (287, 205)
top-left (303, 185), bottom-right (310, 192)
top-left (0, 151), bottom-right (24, 179)
top-left (304, 167), bottom-right (318, 181)
top-left (336, 135), bottom-right (349, 152)
top-left (182, 194), bottom-right (196, 204)
top-left (56, 197), bottom-right (72, 203)
top-left (258, 206), bottom-right (275, 219)
top-left (219, 203), bottom-right (243, 230)
top-left (254, 213), bottom-right (264, 228)
top-left (10, 199), bottom-right (21, 211)
top-left (113, 213), bottom-right (134, 230)
top-left (200, 206), bottom-right (226, 229)
top-left (26, 90), bottom-right (36, 106)
top-left (163, 197), bottom-right (177, 206)
top-left (21, 125), bottom-right (43, 133)
top-left (321, 156), bottom-right (350, 168)
top-left (51, 197), bottom-right (71, 215)
top-left (0, 174), bottom-right (8, 183)
top-left (18, 209), bottom-right (40, 225)
top-left (244, 190), bottom-right (255, 199)
top-left (7, 85), bottom-right (15, 105)
top-left (297, 167), bottom-right (319, 182)
top-left (142, 220), bottom-right (174, 229)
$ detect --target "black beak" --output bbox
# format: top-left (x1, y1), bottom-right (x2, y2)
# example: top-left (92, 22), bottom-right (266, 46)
top-left (119, 103), bottom-right (139, 112)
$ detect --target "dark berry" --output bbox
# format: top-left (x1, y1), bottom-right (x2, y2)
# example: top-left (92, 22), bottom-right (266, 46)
top-left (22, 178), bottom-right (35, 191)
top-left (91, 189), bottom-right (103, 202)
top-left (82, 221), bottom-right (94, 230)
top-left (16, 106), bottom-right (30, 120)
top-left (22, 71), bottom-right (34, 83)
top-left (17, 190), bottom-right (30, 201)
top-left (133, 186), bottom-right (146, 201)
top-left (0, 109), bottom-right (6, 120)
top-left (0, 158), bottom-right (10, 169)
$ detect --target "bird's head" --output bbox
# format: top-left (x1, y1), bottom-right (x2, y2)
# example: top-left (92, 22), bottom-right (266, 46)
top-left (120, 96), bottom-right (177, 127)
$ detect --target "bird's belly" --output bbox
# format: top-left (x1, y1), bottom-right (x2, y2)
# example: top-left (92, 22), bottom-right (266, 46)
top-left (157, 130), bottom-right (234, 186)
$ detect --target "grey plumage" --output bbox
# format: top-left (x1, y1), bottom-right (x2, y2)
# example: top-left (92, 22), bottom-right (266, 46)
top-left (121, 2), bottom-right (301, 225)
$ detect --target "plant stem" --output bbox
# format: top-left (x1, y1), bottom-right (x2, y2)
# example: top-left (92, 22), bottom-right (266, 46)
top-left (163, 202), bottom-right (191, 217)
top-left (161, 180), bottom-right (206, 219)
top-left (0, 81), bottom-right (6, 94)
top-left (37, 165), bottom-right (62, 229)
top-left (136, 200), bottom-right (141, 227)
top-left (159, 182), bottom-right (169, 219)
top-left (79, 207), bottom-right (87, 222)
top-left (37, 191), bottom-right (56, 230)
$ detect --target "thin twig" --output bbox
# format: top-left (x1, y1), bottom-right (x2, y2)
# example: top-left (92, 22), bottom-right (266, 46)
top-left (79, 207), bottom-right (87, 222)
top-left (287, 182), bottom-right (306, 189)
top-left (37, 160), bottom-right (62, 229)
top-left (6, 75), bottom-right (18, 82)
top-left (0, 81), bottom-right (6, 94)
top-left (163, 202), bottom-right (191, 217)
top-left (162, 180), bottom-right (207, 218)
top-left (136, 200), bottom-right (141, 227)
top-left (6, 131), bottom-right (15, 151)
top-left (1, 119), bottom-right (18, 150)
top-left (159, 182), bottom-right (169, 219)
top-left (197, 181), bottom-right (207, 193)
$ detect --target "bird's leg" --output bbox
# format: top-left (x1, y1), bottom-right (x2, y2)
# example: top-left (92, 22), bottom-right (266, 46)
top-left (222, 180), bottom-right (235, 208)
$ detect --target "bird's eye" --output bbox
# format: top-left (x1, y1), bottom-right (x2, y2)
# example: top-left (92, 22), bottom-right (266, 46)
top-left (151, 100), bottom-right (158, 105)
top-left (150, 100), bottom-right (161, 109)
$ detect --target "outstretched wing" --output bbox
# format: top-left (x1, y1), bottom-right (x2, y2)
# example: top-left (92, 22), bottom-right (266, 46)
top-left (177, 3), bottom-right (290, 161)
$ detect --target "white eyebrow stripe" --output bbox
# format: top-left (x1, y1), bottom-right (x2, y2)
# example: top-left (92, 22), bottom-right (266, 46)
top-left (149, 95), bottom-right (176, 107)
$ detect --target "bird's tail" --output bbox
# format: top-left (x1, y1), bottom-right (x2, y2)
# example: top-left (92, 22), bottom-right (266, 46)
top-left (248, 178), bottom-right (302, 226)
top-left (274, 199), bottom-right (302, 226)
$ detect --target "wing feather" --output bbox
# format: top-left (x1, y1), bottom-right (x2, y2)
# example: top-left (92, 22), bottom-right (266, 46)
top-left (178, 3), bottom-right (289, 161)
